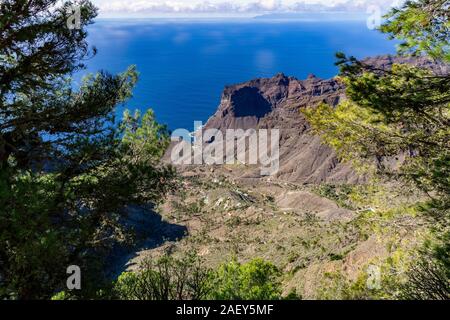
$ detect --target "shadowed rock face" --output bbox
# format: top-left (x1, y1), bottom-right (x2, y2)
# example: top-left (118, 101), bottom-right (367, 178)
top-left (106, 205), bottom-right (187, 278)
top-left (230, 87), bottom-right (272, 118)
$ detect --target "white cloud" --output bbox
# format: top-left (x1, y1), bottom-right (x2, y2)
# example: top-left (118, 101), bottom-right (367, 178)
top-left (92, 0), bottom-right (403, 16)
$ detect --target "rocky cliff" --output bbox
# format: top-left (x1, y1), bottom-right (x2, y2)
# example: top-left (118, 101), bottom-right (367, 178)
top-left (204, 71), bottom-right (355, 184)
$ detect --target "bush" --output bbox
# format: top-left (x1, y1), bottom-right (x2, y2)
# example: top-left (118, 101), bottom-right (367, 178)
top-left (400, 233), bottom-right (450, 300)
top-left (113, 255), bottom-right (288, 300)
top-left (208, 258), bottom-right (282, 300)
top-left (113, 252), bottom-right (211, 300)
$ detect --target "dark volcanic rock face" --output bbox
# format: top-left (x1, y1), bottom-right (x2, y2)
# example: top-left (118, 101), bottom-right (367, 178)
top-left (205, 72), bottom-right (345, 131)
top-left (230, 87), bottom-right (272, 118)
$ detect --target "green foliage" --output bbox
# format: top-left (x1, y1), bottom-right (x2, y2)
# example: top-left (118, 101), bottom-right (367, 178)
top-left (380, 0), bottom-right (449, 62)
top-left (121, 109), bottom-right (170, 161)
top-left (0, 1), bottom-right (175, 299)
top-left (209, 258), bottom-right (282, 300)
top-left (304, 0), bottom-right (449, 300)
top-left (400, 231), bottom-right (450, 299)
top-left (0, 171), bottom-right (68, 299)
top-left (313, 184), bottom-right (359, 209)
top-left (305, 84), bottom-right (449, 203)
top-left (113, 252), bottom-right (212, 300)
top-left (316, 259), bottom-right (405, 300)
top-left (318, 236), bottom-right (450, 300)
top-left (51, 291), bottom-right (72, 301)
top-left (113, 256), bottom-right (288, 301)
top-left (304, 1), bottom-right (450, 215)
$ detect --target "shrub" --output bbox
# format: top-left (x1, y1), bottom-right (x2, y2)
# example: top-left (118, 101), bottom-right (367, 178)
top-left (113, 255), bottom-right (288, 300)
top-left (208, 258), bottom-right (282, 300)
top-left (113, 252), bottom-right (211, 300)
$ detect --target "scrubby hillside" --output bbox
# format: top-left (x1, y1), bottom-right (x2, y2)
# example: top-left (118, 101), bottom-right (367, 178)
top-left (124, 55), bottom-right (443, 298)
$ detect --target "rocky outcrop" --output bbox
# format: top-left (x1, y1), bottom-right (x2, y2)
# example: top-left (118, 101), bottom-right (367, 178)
top-left (205, 72), bottom-right (344, 132)
top-left (204, 72), bottom-right (355, 184)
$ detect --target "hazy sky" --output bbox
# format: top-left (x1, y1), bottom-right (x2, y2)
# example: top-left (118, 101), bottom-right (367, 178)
top-left (92, 0), bottom-right (403, 17)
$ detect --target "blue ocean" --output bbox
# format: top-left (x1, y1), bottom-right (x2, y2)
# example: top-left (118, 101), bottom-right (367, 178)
top-left (84, 19), bottom-right (397, 130)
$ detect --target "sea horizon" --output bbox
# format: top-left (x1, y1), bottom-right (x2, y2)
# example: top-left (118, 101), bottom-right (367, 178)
top-left (83, 18), bottom-right (397, 130)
